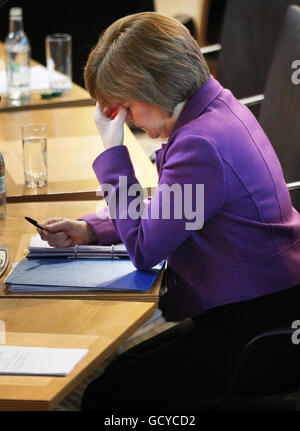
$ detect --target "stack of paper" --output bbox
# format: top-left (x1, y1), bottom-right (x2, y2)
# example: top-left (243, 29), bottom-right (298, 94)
top-left (0, 346), bottom-right (88, 376)
top-left (4, 234), bottom-right (165, 300)
top-left (5, 257), bottom-right (163, 293)
top-left (0, 65), bottom-right (70, 95)
top-left (27, 234), bottom-right (128, 259)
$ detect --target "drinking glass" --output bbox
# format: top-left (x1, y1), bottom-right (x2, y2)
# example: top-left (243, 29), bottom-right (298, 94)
top-left (22, 123), bottom-right (47, 188)
top-left (45, 33), bottom-right (72, 92)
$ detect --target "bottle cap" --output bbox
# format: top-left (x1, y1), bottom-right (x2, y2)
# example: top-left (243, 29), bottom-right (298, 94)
top-left (9, 7), bottom-right (22, 18)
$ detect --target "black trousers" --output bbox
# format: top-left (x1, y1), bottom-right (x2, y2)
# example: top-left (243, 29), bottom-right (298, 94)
top-left (81, 285), bottom-right (300, 411)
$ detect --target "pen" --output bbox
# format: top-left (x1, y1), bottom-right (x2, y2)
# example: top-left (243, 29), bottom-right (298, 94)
top-left (25, 217), bottom-right (51, 232)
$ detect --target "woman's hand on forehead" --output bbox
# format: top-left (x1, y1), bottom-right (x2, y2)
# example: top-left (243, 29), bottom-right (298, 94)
top-left (94, 102), bottom-right (128, 149)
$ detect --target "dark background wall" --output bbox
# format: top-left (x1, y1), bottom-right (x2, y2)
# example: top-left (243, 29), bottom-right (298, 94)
top-left (0, 1), bottom-right (226, 88)
top-left (0, 1), bottom-right (154, 87)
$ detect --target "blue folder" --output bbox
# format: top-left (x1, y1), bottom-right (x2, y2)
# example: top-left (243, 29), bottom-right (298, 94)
top-left (5, 257), bottom-right (164, 293)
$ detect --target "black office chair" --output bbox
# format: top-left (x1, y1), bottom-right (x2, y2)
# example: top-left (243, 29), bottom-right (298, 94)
top-left (213, 5), bottom-right (300, 410)
top-left (164, 327), bottom-right (300, 411)
top-left (242, 5), bottom-right (300, 212)
top-left (164, 6), bottom-right (300, 411)
top-left (202, 0), bottom-right (300, 104)
top-left (218, 328), bottom-right (300, 411)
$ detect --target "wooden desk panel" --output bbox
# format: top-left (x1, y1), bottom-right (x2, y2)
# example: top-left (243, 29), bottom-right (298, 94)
top-left (0, 201), bottom-right (163, 302)
top-left (0, 105), bottom-right (158, 201)
top-left (0, 104), bottom-right (99, 140)
top-left (0, 298), bottom-right (155, 410)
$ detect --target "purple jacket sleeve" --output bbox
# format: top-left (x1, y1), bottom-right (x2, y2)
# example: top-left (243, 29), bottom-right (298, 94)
top-left (78, 206), bottom-right (122, 245)
top-left (91, 135), bottom-right (226, 270)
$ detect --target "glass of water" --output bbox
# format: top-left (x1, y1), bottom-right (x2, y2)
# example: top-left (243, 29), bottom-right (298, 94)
top-left (45, 33), bottom-right (72, 93)
top-left (22, 124), bottom-right (47, 188)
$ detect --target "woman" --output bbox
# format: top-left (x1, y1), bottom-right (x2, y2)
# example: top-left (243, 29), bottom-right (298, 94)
top-left (38, 13), bottom-right (300, 410)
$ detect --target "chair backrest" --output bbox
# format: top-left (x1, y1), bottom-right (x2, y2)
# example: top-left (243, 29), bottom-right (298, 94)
top-left (259, 5), bottom-right (300, 183)
top-left (217, 0), bottom-right (300, 99)
top-left (259, 5), bottom-right (300, 211)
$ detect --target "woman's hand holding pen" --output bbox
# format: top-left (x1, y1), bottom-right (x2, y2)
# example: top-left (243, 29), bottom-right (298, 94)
top-left (37, 218), bottom-right (98, 248)
top-left (94, 102), bottom-right (128, 149)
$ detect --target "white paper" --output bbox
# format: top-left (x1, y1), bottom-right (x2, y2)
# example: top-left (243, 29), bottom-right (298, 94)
top-left (30, 234), bottom-right (56, 248)
top-left (0, 346), bottom-right (89, 376)
top-left (0, 65), bottom-right (60, 94)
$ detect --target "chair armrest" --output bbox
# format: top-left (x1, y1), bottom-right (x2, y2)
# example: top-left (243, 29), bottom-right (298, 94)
top-left (244, 328), bottom-right (294, 349)
top-left (288, 182), bottom-right (300, 212)
top-left (287, 181), bottom-right (300, 191)
top-left (239, 94), bottom-right (265, 107)
top-left (221, 327), bottom-right (293, 409)
top-left (201, 43), bottom-right (222, 55)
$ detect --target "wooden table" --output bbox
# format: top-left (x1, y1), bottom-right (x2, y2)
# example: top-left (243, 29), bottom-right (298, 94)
top-left (0, 297), bottom-right (155, 410)
top-left (0, 105), bottom-right (158, 202)
top-left (0, 201), bottom-right (163, 303)
top-left (0, 42), bottom-right (94, 112)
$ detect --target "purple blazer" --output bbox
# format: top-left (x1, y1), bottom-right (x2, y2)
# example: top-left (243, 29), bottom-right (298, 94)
top-left (80, 76), bottom-right (300, 321)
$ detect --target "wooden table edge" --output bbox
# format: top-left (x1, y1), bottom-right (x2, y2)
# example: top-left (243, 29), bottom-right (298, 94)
top-left (6, 187), bottom-right (156, 203)
top-left (0, 98), bottom-right (95, 113)
top-left (0, 302), bottom-right (156, 411)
